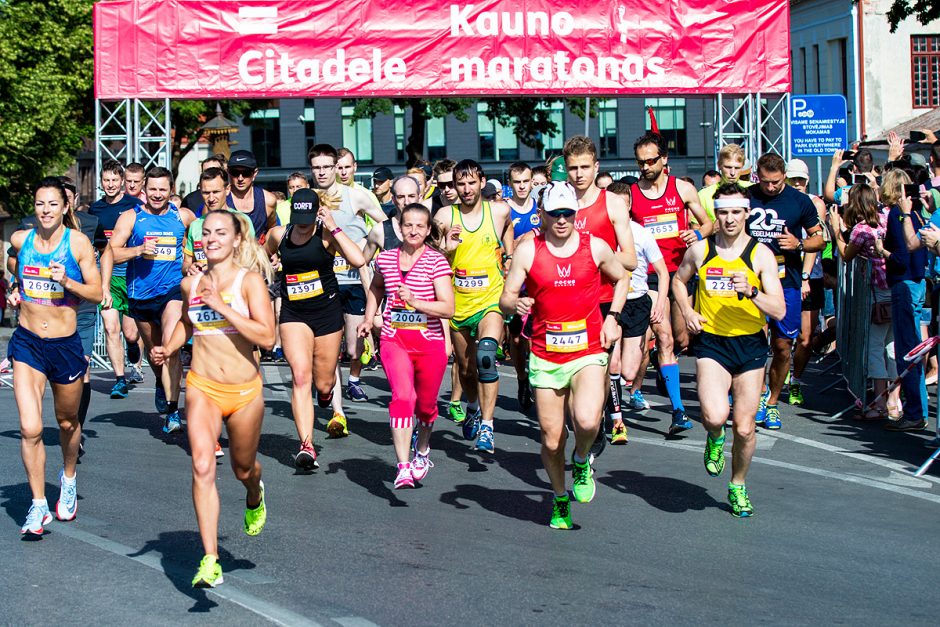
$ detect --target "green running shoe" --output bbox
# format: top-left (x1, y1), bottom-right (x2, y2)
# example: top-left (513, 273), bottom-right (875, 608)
top-left (448, 401), bottom-right (466, 424)
top-left (571, 456), bottom-right (596, 503)
top-left (704, 429), bottom-right (726, 477)
top-left (549, 495), bottom-right (573, 530)
top-left (244, 480), bottom-right (266, 536)
top-left (728, 483), bottom-right (754, 517)
top-left (788, 383), bottom-right (804, 406)
top-left (192, 554), bottom-right (223, 588)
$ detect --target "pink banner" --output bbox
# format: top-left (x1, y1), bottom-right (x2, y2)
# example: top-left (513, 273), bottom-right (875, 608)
top-left (94, 0), bottom-right (791, 99)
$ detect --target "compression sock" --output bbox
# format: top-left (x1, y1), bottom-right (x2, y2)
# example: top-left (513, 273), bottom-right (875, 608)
top-left (660, 362), bottom-right (686, 412)
top-left (126, 342), bottom-right (141, 364)
top-left (606, 373), bottom-right (623, 422)
top-left (78, 381), bottom-right (91, 428)
top-left (167, 401), bottom-right (179, 414)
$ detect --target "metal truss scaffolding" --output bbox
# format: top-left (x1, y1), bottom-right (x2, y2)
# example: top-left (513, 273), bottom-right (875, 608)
top-left (94, 98), bottom-right (171, 181)
top-left (715, 93), bottom-right (790, 166)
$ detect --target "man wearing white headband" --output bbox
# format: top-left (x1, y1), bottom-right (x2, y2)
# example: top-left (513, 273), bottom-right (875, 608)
top-left (672, 183), bottom-right (785, 518)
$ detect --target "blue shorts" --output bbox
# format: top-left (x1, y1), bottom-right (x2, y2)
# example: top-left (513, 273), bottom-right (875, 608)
top-left (769, 287), bottom-right (802, 340)
top-left (339, 285), bottom-right (366, 316)
top-left (8, 326), bottom-right (87, 384)
top-left (76, 309), bottom-right (97, 357)
top-left (128, 285), bottom-right (182, 324)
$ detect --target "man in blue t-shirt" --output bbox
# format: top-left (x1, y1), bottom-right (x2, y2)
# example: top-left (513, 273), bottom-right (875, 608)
top-left (89, 159), bottom-right (145, 399)
top-left (746, 153), bottom-right (825, 430)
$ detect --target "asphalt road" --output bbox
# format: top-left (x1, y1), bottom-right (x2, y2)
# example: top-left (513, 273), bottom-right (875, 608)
top-left (1, 349), bottom-right (939, 626)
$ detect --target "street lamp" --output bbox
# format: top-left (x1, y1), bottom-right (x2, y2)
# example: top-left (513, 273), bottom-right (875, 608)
top-left (699, 121), bottom-right (713, 173)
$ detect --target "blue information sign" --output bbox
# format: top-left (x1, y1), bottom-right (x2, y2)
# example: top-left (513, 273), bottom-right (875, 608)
top-left (789, 94), bottom-right (848, 157)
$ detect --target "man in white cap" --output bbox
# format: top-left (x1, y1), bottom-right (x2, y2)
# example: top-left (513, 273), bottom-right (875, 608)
top-left (500, 181), bottom-right (629, 530)
top-left (785, 158), bottom-right (830, 407)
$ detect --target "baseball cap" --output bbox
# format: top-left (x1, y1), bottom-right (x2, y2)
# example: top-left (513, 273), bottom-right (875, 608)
top-left (482, 182), bottom-right (499, 198)
top-left (229, 150), bottom-right (257, 170)
top-left (487, 178), bottom-right (502, 191)
top-left (785, 158), bottom-right (810, 180)
top-left (909, 152), bottom-right (928, 167)
top-left (550, 158), bottom-right (568, 181)
top-left (372, 166), bottom-right (393, 183)
top-left (290, 188), bottom-right (320, 225)
top-left (542, 181), bottom-right (579, 212)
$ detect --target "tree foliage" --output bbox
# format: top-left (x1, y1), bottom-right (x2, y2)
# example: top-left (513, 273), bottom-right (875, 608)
top-left (170, 100), bottom-right (256, 174)
top-left (886, 0), bottom-right (940, 33)
top-left (0, 0), bottom-right (94, 215)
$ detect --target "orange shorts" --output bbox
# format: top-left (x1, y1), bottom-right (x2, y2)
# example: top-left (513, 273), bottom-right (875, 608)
top-left (186, 370), bottom-right (262, 417)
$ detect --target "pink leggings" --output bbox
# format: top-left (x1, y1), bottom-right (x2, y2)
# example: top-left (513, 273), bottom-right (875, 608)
top-left (380, 332), bottom-right (447, 429)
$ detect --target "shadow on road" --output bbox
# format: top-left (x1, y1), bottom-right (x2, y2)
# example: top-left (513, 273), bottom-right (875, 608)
top-left (91, 410), bottom-right (191, 453)
top-left (439, 484), bottom-right (551, 524)
top-left (0, 480), bottom-right (58, 529)
top-left (598, 470), bottom-right (722, 514)
top-left (325, 456), bottom-right (408, 507)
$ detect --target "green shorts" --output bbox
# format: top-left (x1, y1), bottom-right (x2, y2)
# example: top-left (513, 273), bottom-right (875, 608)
top-left (104, 275), bottom-right (129, 314)
top-left (528, 352), bottom-right (609, 390)
top-left (449, 304), bottom-right (502, 338)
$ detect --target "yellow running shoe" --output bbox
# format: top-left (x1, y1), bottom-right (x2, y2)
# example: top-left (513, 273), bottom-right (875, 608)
top-left (327, 412), bottom-right (349, 438)
top-left (360, 335), bottom-right (373, 365)
top-left (610, 423), bottom-right (628, 445)
top-left (244, 480), bottom-right (266, 536)
top-left (192, 554), bottom-right (223, 588)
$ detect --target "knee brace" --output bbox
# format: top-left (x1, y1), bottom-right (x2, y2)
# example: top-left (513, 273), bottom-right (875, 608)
top-left (476, 337), bottom-right (500, 383)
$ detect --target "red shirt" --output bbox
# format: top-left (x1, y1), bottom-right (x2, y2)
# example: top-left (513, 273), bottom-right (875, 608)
top-left (573, 189), bottom-right (617, 302)
top-left (630, 177), bottom-right (689, 272)
top-left (526, 233), bottom-right (604, 363)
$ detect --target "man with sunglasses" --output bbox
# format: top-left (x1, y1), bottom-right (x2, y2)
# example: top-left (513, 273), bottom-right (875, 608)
top-left (563, 135), bottom-right (636, 459)
top-left (630, 131), bottom-right (714, 435)
top-left (227, 150), bottom-right (278, 241)
top-left (500, 181), bottom-right (628, 529)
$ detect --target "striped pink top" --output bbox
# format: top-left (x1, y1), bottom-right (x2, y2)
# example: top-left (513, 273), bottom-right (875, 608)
top-left (375, 247), bottom-right (452, 341)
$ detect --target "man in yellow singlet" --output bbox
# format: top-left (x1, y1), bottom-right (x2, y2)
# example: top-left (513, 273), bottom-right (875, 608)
top-left (673, 183), bottom-right (784, 518)
top-left (433, 159), bottom-right (514, 454)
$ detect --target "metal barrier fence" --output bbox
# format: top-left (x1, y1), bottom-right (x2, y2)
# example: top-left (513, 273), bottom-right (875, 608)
top-left (91, 312), bottom-right (114, 371)
top-left (834, 256), bottom-right (873, 406)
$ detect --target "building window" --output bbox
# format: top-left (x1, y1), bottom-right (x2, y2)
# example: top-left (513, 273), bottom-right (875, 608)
top-left (537, 102), bottom-right (565, 161)
top-left (477, 103), bottom-right (519, 161)
top-left (342, 105), bottom-right (373, 163)
top-left (645, 97), bottom-right (687, 156)
top-left (427, 117), bottom-right (446, 162)
top-left (912, 35), bottom-right (940, 108)
top-left (394, 106), bottom-right (406, 162)
top-left (598, 99), bottom-right (618, 158)
top-left (303, 100), bottom-right (316, 154)
top-left (248, 107), bottom-right (281, 168)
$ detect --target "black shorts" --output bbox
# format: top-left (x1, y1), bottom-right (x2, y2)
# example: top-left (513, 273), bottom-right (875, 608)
top-left (339, 285), bottom-right (366, 316)
top-left (691, 331), bottom-right (768, 376)
top-left (647, 271), bottom-right (681, 298)
top-left (8, 326), bottom-right (87, 384)
top-left (621, 294), bottom-right (652, 338)
top-left (280, 302), bottom-right (344, 336)
top-left (127, 286), bottom-right (183, 324)
top-left (801, 278), bottom-right (825, 312)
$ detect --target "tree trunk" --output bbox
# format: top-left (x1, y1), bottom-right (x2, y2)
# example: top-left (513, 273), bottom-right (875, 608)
top-left (405, 100), bottom-right (427, 168)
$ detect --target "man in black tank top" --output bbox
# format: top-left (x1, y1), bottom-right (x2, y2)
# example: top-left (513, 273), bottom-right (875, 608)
top-left (228, 150), bottom-right (278, 239)
top-left (363, 175), bottom-right (419, 259)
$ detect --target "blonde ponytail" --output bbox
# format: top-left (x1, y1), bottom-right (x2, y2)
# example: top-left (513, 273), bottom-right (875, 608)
top-left (204, 210), bottom-right (274, 282)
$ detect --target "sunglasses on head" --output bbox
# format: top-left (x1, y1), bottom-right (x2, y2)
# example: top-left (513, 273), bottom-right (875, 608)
top-left (545, 208), bottom-right (576, 218)
top-left (636, 156), bottom-right (663, 166)
top-left (230, 168), bottom-right (254, 178)
top-left (437, 180), bottom-right (455, 190)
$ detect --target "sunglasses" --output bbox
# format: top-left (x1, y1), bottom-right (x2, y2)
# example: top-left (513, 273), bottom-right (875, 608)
top-left (636, 156), bottom-right (663, 166)
top-left (437, 180), bottom-right (455, 190)
top-left (229, 168), bottom-right (255, 178)
top-left (545, 208), bottom-right (576, 218)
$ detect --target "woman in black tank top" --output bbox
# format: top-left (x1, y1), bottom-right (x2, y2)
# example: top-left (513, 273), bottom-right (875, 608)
top-left (263, 190), bottom-right (367, 470)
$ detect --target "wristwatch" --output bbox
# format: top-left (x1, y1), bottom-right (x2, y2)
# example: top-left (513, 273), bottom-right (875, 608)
top-left (801, 272), bottom-right (810, 281)
top-left (746, 286), bottom-right (759, 299)
top-left (606, 311), bottom-right (622, 324)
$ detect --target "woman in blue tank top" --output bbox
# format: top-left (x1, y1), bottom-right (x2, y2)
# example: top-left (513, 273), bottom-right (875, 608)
top-left (7, 178), bottom-right (102, 536)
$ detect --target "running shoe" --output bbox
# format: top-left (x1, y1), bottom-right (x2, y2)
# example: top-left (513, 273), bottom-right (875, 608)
top-left (496, 345), bottom-right (506, 361)
top-left (294, 441), bottom-right (318, 470)
top-left (163, 411), bottom-right (182, 434)
top-left (474, 424), bottom-right (495, 453)
top-left (394, 463), bottom-right (414, 489)
top-left (244, 480), bottom-right (266, 536)
top-left (788, 382), bottom-right (804, 406)
top-left (728, 483), bottom-right (754, 518)
top-left (704, 429), bottom-right (726, 477)
top-left (20, 501), bottom-right (52, 536)
top-left (884, 418), bottom-right (928, 432)
top-left (754, 390), bottom-right (770, 425)
top-left (571, 456), bottom-right (596, 503)
top-left (610, 423), bottom-right (629, 445)
top-left (668, 409), bottom-right (693, 435)
top-left (272, 347), bottom-right (285, 363)
top-left (627, 390), bottom-right (650, 411)
top-left (215, 442), bottom-right (224, 458)
top-left (448, 402), bottom-right (466, 424)
top-left (589, 423), bottom-right (607, 461)
top-left (55, 470), bottom-right (77, 521)
top-left (360, 337), bottom-right (374, 365)
top-left (316, 389), bottom-right (334, 409)
top-left (517, 379), bottom-right (534, 411)
top-left (462, 408), bottom-right (482, 441)
top-left (110, 379), bottom-right (129, 399)
top-left (346, 381), bottom-right (368, 402)
top-left (549, 495), bottom-right (573, 530)
top-left (155, 387), bottom-right (168, 414)
top-left (411, 430), bottom-right (418, 452)
top-left (327, 412), bottom-right (349, 438)
top-left (763, 405), bottom-right (782, 430)
top-left (78, 436), bottom-right (86, 459)
top-left (411, 451), bottom-right (434, 482)
top-left (128, 364), bottom-right (145, 384)
top-left (192, 555), bottom-right (223, 588)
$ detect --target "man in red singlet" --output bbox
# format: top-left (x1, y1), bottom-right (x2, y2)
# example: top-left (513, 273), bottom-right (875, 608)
top-left (500, 181), bottom-right (629, 530)
top-left (630, 131), bottom-right (714, 435)
top-left (563, 135), bottom-right (637, 458)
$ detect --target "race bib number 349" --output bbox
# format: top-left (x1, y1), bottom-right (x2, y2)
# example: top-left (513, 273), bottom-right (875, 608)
top-left (144, 235), bottom-right (177, 261)
top-left (546, 319), bottom-right (589, 353)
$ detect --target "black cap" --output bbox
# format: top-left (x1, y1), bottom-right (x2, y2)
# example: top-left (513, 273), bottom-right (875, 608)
top-left (290, 188), bottom-right (320, 225)
top-left (372, 166), bottom-right (393, 183)
top-left (481, 182), bottom-right (499, 199)
top-left (619, 175), bottom-right (639, 186)
top-left (228, 150), bottom-right (257, 170)
top-left (419, 163), bottom-right (432, 178)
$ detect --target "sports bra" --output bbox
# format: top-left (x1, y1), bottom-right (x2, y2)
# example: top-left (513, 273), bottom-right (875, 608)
top-left (188, 268), bottom-right (250, 336)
